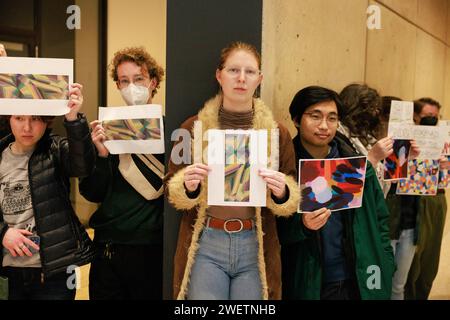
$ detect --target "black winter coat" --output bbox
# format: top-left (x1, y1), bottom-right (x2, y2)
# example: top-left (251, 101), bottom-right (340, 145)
top-left (0, 115), bottom-right (96, 278)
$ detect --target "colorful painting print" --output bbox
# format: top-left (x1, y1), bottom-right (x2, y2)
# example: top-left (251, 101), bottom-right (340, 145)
top-left (383, 139), bottom-right (411, 181)
top-left (0, 74), bottom-right (69, 100)
top-left (396, 159), bottom-right (439, 195)
top-left (103, 118), bottom-right (161, 141)
top-left (299, 156), bottom-right (367, 212)
top-left (438, 156), bottom-right (450, 189)
top-left (224, 134), bottom-right (251, 202)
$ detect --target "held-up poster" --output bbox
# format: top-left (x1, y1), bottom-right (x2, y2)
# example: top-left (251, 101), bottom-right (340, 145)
top-left (0, 57), bottom-right (73, 115)
top-left (207, 129), bottom-right (267, 207)
top-left (396, 159), bottom-right (440, 196)
top-left (99, 104), bottom-right (164, 154)
top-left (440, 120), bottom-right (450, 156)
top-left (383, 139), bottom-right (411, 181)
top-left (387, 100), bottom-right (414, 139)
top-left (298, 156), bottom-right (367, 213)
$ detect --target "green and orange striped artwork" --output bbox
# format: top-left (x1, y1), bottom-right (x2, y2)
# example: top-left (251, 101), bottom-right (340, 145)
top-left (0, 74), bottom-right (69, 99)
top-left (103, 118), bottom-right (161, 141)
top-left (224, 134), bottom-right (251, 202)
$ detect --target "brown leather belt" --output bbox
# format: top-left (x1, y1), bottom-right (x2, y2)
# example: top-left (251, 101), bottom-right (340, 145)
top-left (206, 216), bottom-right (254, 233)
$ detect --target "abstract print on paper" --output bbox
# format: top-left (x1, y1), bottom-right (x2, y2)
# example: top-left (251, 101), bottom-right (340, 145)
top-left (224, 134), bottom-right (251, 202)
top-left (383, 139), bottom-right (411, 180)
top-left (299, 156), bottom-right (367, 212)
top-left (103, 118), bottom-right (161, 140)
top-left (396, 159), bottom-right (439, 195)
top-left (438, 155), bottom-right (450, 189)
top-left (0, 74), bottom-right (69, 99)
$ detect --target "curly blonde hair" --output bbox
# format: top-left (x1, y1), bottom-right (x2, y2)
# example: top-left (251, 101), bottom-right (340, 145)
top-left (110, 47), bottom-right (164, 98)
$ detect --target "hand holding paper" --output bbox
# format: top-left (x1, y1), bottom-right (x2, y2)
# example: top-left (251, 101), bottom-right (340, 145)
top-left (0, 44), bottom-right (6, 57)
top-left (90, 120), bottom-right (109, 158)
top-left (302, 208), bottom-right (331, 231)
top-left (409, 140), bottom-right (420, 160)
top-left (368, 136), bottom-right (393, 165)
top-left (184, 163), bottom-right (211, 192)
top-left (259, 168), bottom-right (286, 199)
top-left (65, 83), bottom-right (83, 121)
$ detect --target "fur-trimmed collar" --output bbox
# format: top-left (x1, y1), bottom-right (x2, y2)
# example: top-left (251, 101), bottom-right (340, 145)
top-left (197, 94), bottom-right (278, 131)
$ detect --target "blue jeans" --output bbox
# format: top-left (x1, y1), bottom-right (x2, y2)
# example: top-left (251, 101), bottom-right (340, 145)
top-left (391, 228), bottom-right (416, 300)
top-left (187, 226), bottom-right (262, 300)
top-left (0, 267), bottom-right (75, 300)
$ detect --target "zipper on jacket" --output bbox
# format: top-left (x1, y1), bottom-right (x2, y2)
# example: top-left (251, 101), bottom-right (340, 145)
top-left (27, 151), bottom-right (48, 279)
top-left (104, 242), bottom-right (114, 259)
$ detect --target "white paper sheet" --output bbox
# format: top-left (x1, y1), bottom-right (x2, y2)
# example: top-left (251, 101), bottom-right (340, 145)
top-left (207, 129), bottom-right (267, 207)
top-left (386, 100), bottom-right (444, 158)
top-left (387, 100), bottom-right (414, 138)
top-left (0, 57), bottom-right (72, 115)
top-left (439, 120), bottom-right (450, 155)
top-left (98, 104), bottom-right (165, 154)
top-left (413, 125), bottom-right (445, 159)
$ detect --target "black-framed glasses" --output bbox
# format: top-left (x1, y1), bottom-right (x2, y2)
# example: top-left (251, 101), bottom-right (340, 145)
top-left (303, 111), bottom-right (339, 125)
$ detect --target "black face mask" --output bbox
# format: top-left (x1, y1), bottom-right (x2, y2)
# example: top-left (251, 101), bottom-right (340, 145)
top-left (419, 116), bottom-right (438, 126)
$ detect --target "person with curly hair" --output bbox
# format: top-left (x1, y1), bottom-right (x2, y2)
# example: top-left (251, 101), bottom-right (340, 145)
top-left (79, 47), bottom-right (164, 299)
top-left (337, 84), bottom-right (419, 196)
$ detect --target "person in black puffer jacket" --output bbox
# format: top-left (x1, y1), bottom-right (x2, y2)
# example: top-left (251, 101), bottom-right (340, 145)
top-left (0, 82), bottom-right (95, 300)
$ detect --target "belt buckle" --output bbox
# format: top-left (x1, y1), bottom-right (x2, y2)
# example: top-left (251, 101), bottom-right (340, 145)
top-left (224, 219), bottom-right (243, 233)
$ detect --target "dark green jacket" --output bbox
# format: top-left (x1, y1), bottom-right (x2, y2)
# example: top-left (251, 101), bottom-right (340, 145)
top-left (79, 155), bottom-right (163, 245)
top-left (277, 135), bottom-right (395, 299)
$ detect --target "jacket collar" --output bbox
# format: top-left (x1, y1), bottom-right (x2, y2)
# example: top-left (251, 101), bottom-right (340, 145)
top-left (292, 134), bottom-right (341, 160)
top-left (0, 129), bottom-right (52, 155)
top-left (197, 94), bottom-right (278, 131)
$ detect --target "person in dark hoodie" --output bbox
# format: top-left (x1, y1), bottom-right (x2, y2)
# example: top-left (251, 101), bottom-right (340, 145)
top-left (277, 86), bottom-right (395, 300)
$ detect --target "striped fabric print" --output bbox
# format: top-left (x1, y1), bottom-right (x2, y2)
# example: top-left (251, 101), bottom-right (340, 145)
top-left (224, 133), bottom-right (251, 202)
top-left (0, 74), bottom-right (68, 99)
top-left (103, 118), bottom-right (161, 141)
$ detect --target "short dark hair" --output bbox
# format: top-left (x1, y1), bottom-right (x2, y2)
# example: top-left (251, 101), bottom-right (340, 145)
top-left (0, 115), bottom-right (54, 137)
top-left (289, 86), bottom-right (342, 123)
top-left (413, 97), bottom-right (441, 114)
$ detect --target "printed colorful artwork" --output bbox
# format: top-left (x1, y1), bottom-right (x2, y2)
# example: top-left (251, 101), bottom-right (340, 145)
top-left (0, 73), bottom-right (69, 100)
top-left (438, 155), bottom-right (450, 189)
top-left (103, 118), bottom-right (161, 140)
top-left (396, 159), bottom-right (439, 195)
top-left (299, 156), bottom-right (367, 212)
top-left (224, 134), bottom-right (251, 202)
top-left (383, 139), bottom-right (411, 181)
